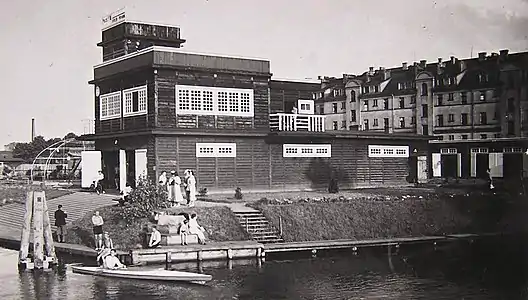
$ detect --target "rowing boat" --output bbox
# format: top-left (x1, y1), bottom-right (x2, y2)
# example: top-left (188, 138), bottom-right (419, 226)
top-left (71, 266), bottom-right (212, 284)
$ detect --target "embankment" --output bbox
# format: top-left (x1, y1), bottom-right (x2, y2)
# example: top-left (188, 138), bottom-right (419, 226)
top-left (251, 191), bottom-right (528, 242)
top-left (66, 205), bottom-right (249, 250)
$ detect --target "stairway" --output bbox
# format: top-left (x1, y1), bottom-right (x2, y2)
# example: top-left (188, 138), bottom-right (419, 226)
top-left (233, 211), bottom-right (284, 243)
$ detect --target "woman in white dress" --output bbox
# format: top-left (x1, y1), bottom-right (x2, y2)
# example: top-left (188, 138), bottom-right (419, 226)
top-left (188, 213), bottom-right (206, 244)
top-left (169, 171), bottom-right (184, 205)
top-left (184, 169), bottom-right (197, 207)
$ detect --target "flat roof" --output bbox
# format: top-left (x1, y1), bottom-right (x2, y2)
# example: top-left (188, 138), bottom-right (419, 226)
top-left (429, 137), bottom-right (528, 144)
top-left (271, 78), bottom-right (321, 84)
top-left (94, 45), bottom-right (269, 69)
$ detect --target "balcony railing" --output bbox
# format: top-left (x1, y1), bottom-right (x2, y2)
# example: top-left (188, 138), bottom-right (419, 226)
top-left (269, 113), bottom-right (326, 132)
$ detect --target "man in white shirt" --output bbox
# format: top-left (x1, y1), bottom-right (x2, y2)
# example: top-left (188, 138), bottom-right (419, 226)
top-left (148, 226), bottom-right (162, 248)
top-left (104, 249), bottom-right (126, 270)
top-left (96, 170), bottom-right (105, 195)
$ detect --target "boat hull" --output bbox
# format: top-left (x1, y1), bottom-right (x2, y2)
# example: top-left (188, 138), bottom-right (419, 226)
top-left (71, 266), bottom-right (212, 284)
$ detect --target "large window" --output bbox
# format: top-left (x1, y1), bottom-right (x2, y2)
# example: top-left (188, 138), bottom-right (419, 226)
top-left (176, 85), bottom-right (254, 117)
top-left (195, 143), bottom-right (236, 158)
top-left (123, 85), bottom-right (147, 117)
top-left (283, 144), bottom-right (332, 158)
top-left (100, 91), bottom-right (121, 120)
top-left (368, 145), bottom-right (409, 158)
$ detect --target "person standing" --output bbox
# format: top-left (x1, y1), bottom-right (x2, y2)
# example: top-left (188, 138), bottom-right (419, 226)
top-left (171, 171), bottom-right (184, 206)
top-left (184, 169), bottom-right (197, 207)
top-left (91, 211), bottom-right (104, 250)
top-left (114, 165), bottom-right (120, 191)
top-left (167, 171), bottom-right (176, 205)
top-left (158, 171), bottom-right (167, 186)
top-left (54, 205), bottom-right (68, 243)
top-left (96, 170), bottom-right (105, 195)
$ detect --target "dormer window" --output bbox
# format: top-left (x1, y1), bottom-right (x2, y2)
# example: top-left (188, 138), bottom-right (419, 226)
top-left (374, 85), bottom-right (379, 93)
top-left (449, 77), bottom-right (455, 85)
top-left (398, 83), bottom-right (403, 90)
top-left (478, 73), bottom-right (488, 84)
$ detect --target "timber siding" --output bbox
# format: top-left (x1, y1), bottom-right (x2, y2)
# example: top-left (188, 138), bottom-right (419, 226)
top-left (153, 135), bottom-right (423, 192)
top-left (270, 80), bottom-right (319, 114)
top-left (155, 69), bottom-right (271, 131)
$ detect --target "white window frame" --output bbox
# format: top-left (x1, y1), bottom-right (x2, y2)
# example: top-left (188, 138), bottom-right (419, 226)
top-left (176, 85), bottom-right (254, 117)
top-left (298, 99), bottom-right (314, 115)
top-left (99, 91), bottom-right (122, 120)
top-left (196, 143), bottom-right (236, 158)
top-left (283, 144), bottom-right (332, 158)
top-left (440, 148), bottom-right (458, 154)
top-left (471, 148), bottom-right (489, 153)
top-left (368, 145), bottom-right (409, 158)
top-left (504, 147), bottom-right (523, 153)
top-left (123, 85), bottom-right (148, 117)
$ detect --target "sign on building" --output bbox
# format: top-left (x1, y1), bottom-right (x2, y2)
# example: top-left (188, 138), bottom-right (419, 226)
top-left (102, 7), bottom-right (126, 30)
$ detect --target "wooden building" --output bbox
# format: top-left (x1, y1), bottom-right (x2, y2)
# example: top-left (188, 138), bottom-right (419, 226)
top-left (81, 20), bottom-right (431, 192)
top-left (430, 138), bottom-right (528, 180)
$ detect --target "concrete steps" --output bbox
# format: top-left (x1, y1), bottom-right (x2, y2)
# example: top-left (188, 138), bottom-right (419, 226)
top-left (233, 210), bottom-right (284, 244)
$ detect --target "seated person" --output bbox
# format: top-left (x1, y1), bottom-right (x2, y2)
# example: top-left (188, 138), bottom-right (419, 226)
top-left (148, 226), bottom-right (162, 248)
top-left (97, 248), bottom-right (111, 267)
top-left (104, 249), bottom-right (126, 270)
top-left (188, 213), bottom-right (207, 245)
top-left (119, 184), bottom-right (133, 206)
top-left (103, 231), bottom-right (114, 249)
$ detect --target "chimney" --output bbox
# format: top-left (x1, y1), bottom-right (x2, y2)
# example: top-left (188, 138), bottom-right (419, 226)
top-left (31, 118), bottom-right (35, 141)
top-left (402, 62), bottom-right (408, 70)
top-left (450, 56), bottom-right (456, 64)
top-left (499, 49), bottom-right (509, 58)
top-left (438, 58), bottom-right (442, 63)
top-left (420, 60), bottom-right (427, 68)
top-left (478, 52), bottom-right (486, 61)
top-left (368, 66), bottom-right (374, 76)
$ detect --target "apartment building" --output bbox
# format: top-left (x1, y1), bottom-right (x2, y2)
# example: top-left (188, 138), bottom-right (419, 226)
top-left (314, 49), bottom-right (528, 140)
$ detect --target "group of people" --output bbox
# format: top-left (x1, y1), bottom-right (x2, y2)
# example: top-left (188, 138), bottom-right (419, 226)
top-left (177, 213), bottom-right (207, 245)
top-left (158, 169), bottom-right (197, 207)
top-left (91, 211), bottom-right (128, 269)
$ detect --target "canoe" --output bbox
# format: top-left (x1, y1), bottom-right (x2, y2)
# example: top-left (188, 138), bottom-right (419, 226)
top-left (71, 266), bottom-right (212, 284)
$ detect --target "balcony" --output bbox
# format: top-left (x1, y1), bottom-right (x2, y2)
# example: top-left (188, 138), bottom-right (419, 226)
top-left (269, 113), bottom-right (326, 132)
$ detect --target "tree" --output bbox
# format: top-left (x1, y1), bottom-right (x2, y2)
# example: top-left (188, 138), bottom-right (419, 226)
top-left (11, 134), bottom-right (78, 163)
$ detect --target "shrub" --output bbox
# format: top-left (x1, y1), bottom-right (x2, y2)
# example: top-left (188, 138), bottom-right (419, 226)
top-left (198, 187), bottom-right (208, 197)
top-left (117, 178), bottom-right (170, 225)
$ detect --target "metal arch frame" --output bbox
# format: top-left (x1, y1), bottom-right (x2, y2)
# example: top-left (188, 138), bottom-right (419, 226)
top-left (30, 138), bottom-right (76, 183)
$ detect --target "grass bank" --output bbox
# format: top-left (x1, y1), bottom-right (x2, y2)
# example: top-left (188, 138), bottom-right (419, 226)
top-left (0, 183), bottom-right (72, 206)
top-left (250, 191), bottom-right (528, 242)
top-left (66, 205), bottom-right (249, 250)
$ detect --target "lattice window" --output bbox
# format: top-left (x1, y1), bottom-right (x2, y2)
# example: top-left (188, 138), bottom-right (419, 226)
top-left (240, 92), bottom-right (251, 113)
top-left (100, 91), bottom-right (121, 120)
top-left (504, 147), bottom-right (523, 153)
top-left (203, 91), bottom-right (214, 111)
top-left (368, 145), bottom-right (409, 158)
top-left (218, 91), bottom-right (228, 112)
top-left (178, 89), bottom-right (190, 110)
top-left (190, 90), bottom-right (201, 111)
top-left (176, 85), bottom-right (253, 116)
top-left (123, 85), bottom-right (147, 116)
top-left (283, 144), bottom-right (332, 158)
top-left (196, 143), bottom-right (236, 157)
top-left (440, 148), bottom-right (458, 154)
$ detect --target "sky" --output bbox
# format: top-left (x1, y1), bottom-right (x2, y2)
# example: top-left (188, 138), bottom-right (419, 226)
top-left (1, 0), bottom-right (528, 149)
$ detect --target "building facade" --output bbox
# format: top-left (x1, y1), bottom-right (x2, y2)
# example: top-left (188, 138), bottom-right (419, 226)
top-left (81, 20), bottom-right (431, 192)
top-left (315, 50), bottom-right (528, 140)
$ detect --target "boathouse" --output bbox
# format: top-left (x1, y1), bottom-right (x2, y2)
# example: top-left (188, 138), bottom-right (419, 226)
top-left (81, 20), bottom-right (431, 192)
top-left (429, 138), bottom-right (528, 180)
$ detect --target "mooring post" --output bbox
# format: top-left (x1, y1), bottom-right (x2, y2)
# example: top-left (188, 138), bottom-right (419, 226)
top-left (227, 249), bottom-right (233, 260)
top-left (40, 192), bottom-right (56, 264)
top-left (165, 251), bottom-right (172, 270)
top-left (19, 191), bottom-right (34, 268)
top-left (33, 193), bottom-right (45, 269)
top-left (197, 250), bottom-right (203, 261)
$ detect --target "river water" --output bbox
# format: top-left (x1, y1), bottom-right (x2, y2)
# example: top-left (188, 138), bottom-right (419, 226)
top-left (1, 235), bottom-right (528, 300)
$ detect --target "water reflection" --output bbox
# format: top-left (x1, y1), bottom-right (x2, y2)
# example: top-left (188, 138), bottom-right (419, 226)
top-left (1, 235), bottom-right (528, 299)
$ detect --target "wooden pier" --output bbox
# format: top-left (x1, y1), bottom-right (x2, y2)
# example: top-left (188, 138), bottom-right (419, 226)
top-left (129, 241), bottom-right (265, 265)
